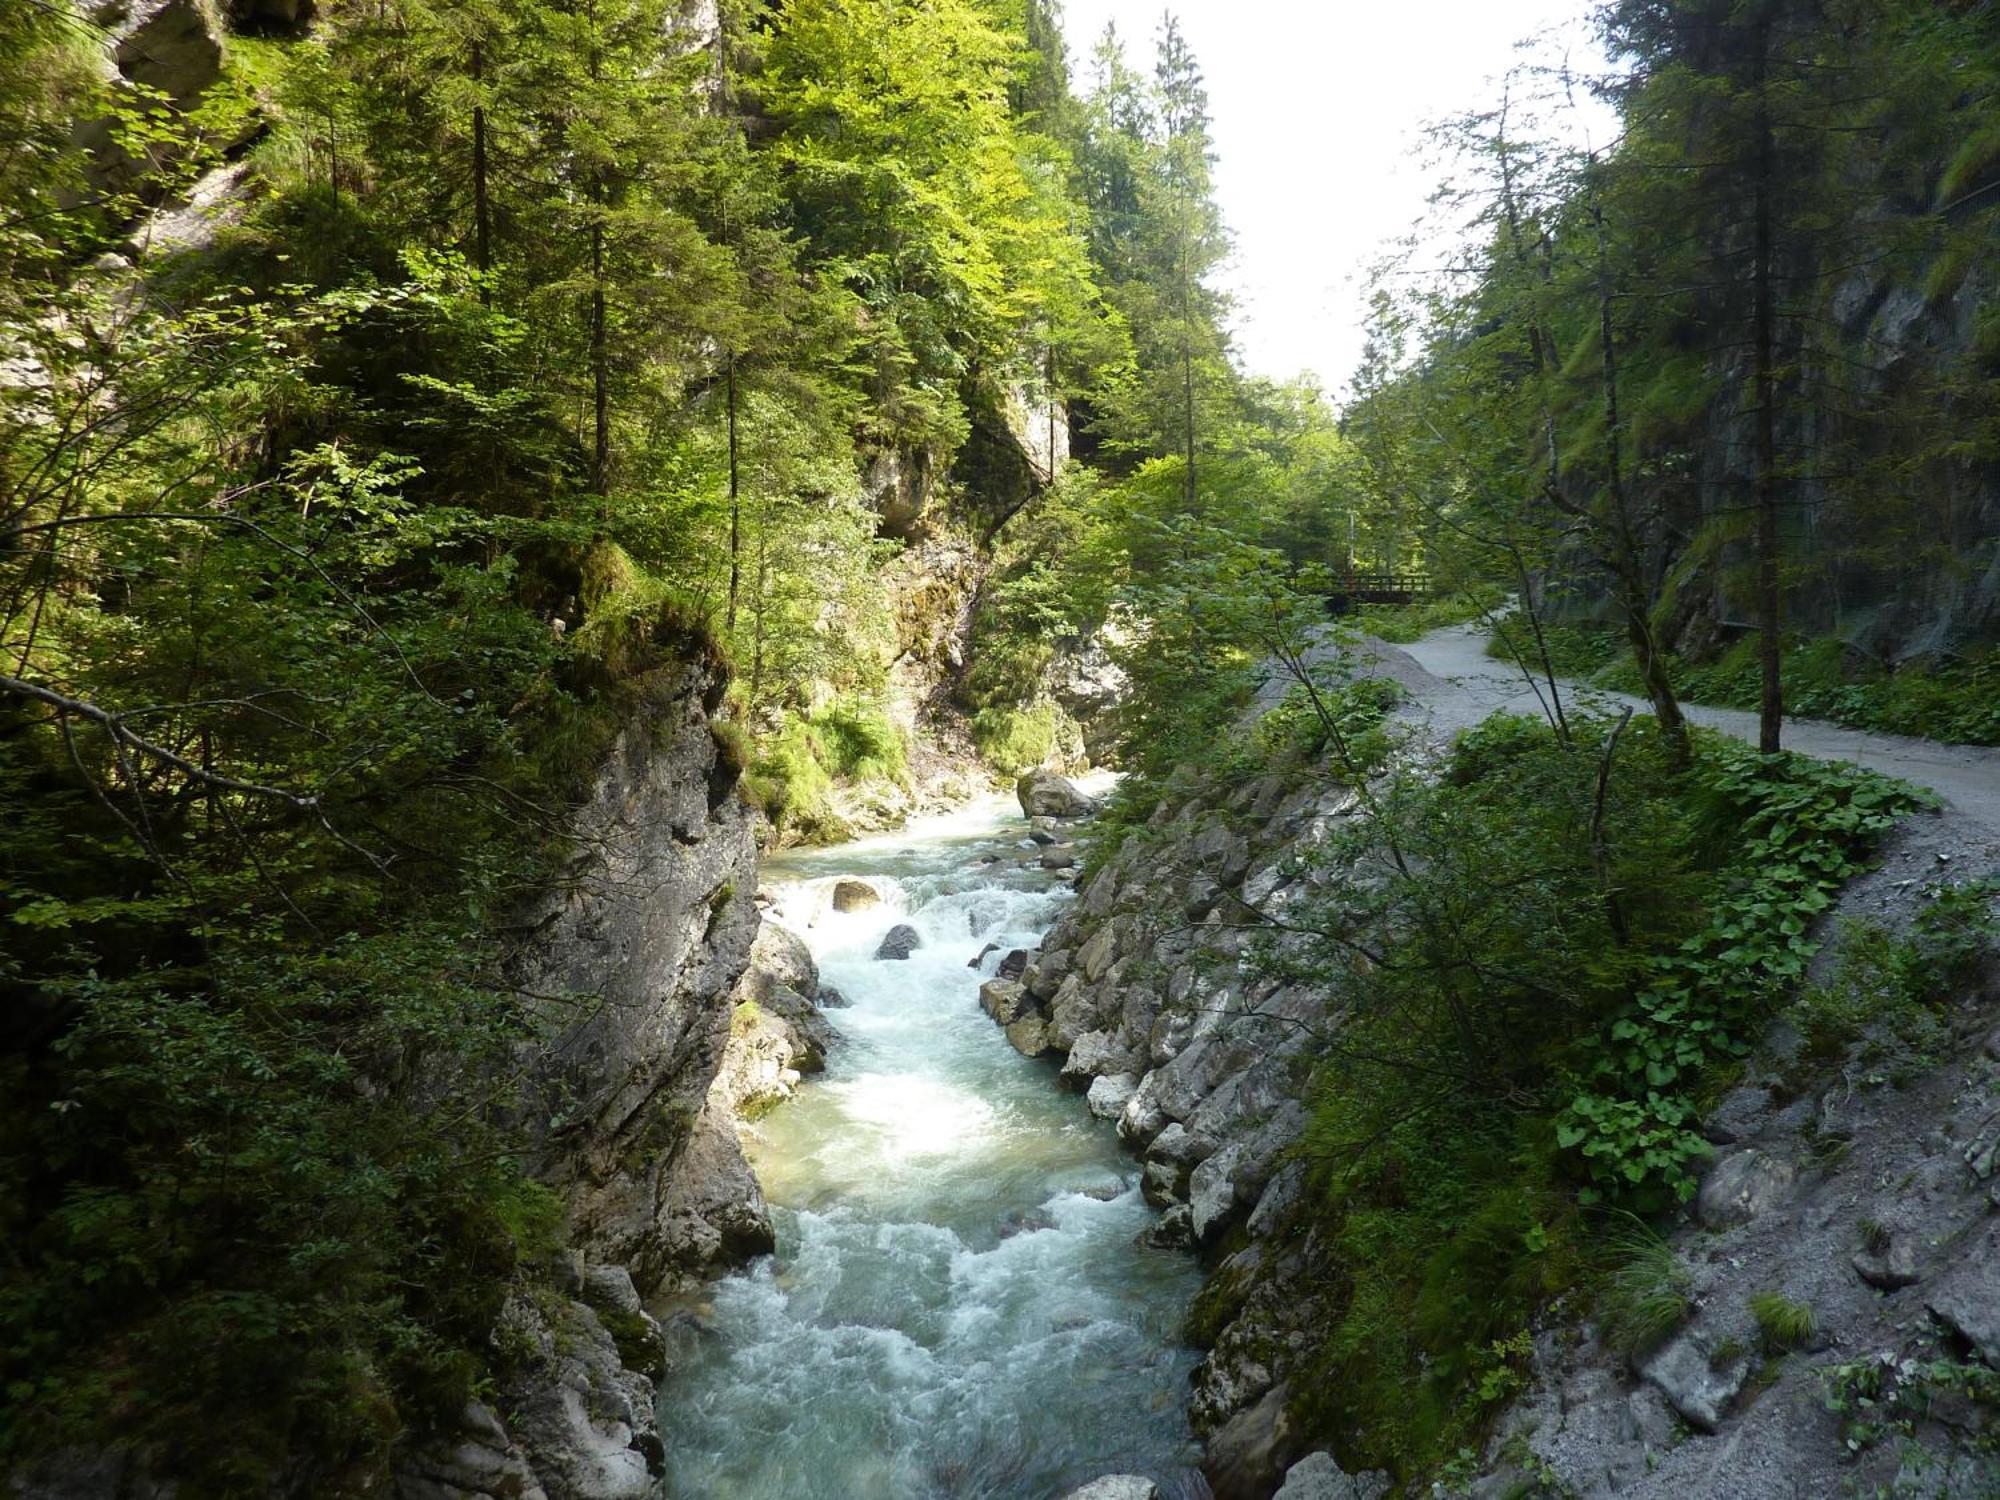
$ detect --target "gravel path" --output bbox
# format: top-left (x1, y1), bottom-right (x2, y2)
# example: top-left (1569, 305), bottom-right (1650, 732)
top-left (1396, 623), bottom-right (2000, 836)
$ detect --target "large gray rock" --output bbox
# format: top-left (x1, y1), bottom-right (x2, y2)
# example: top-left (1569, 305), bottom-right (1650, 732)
top-left (1695, 1149), bottom-right (1795, 1230)
top-left (875, 923), bottom-right (923, 960)
top-left (486, 1293), bottom-right (663, 1500)
top-left (1017, 768), bottom-right (1100, 818)
top-left (396, 1401), bottom-right (551, 1500)
top-left (1060, 1480), bottom-right (1158, 1500)
top-left (1086, 1072), bottom-right (1138, 1120)
top-left (1203, 1384), bottom-right (1302, 1500)
top-left (1004, 1015), bottom-right (1053, 1056)
top-left (979, 977), bottom-right (1034, 1025)
top-left (1639, 1334), bottom-right (1749, 1432)
top-left (738, 918), bottom-right (817, 1001)
top-left (111, 0), bottom-right (224, 104)
top-left (1927, 1222), bottom-right (2000, 1366)
top-left (1272, 1451), bottom-right (1390, 1500)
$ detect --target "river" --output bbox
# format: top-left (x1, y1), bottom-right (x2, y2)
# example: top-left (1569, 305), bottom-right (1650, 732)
top-left (654, 788), bottom-right (1206, 1499)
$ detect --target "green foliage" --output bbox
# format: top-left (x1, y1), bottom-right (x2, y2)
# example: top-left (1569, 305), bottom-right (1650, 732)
top-left (1786, 879), bottom-right (1997, 1078)
top-left (1748, 1292), bottom-right (1816, 1353)
top-left (1490, 616), bottom-right (2000, 750)
top-left (1353, 586), bottom-right (1507, 645)
top-left (744, 700), bottom-right (908, 842)
top-left (971, 700), bottom-right (1078, 775)
top-left (1558, 745), bottom-right (1931, 1208)
top-left (1597, 1218), bottom-right (1693, 1358)
top-left (1822, 1354), bottom-right (2000, 1459)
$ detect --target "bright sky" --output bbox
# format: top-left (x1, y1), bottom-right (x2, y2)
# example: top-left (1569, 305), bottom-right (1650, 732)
top-left (1059, 0), bottom-right (1615, 398)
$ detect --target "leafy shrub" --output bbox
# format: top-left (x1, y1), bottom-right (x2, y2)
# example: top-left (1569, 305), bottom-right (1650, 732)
top-left (1558, 743), bottom-right (1930, 1207)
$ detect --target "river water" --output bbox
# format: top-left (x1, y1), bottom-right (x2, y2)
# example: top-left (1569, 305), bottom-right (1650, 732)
top-left (654, 789), bottom-right (1206, 1500)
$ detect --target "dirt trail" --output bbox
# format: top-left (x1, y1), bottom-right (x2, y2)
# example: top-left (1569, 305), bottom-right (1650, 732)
top-left (1395, 622), bottom-right (2000, 836)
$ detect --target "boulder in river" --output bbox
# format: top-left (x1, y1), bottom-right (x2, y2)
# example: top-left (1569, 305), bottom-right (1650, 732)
top-left (1271, 1451), bottom-right (1390, 1499)
top-left (979, 978), bottom-right (1033, 1025)
top-left (1017, 769), bottom-right (1100, 819)
top-left (997, 948), bottom-right (1030, 980)
top-left (874, 923), bottom-right (923, 960)
top-left (831, 878), bottom-right (881, 913)
top-left (1061, 1479), bottom-right (1159, 1500)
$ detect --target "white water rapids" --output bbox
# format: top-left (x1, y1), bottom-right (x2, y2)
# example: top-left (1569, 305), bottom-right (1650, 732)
top-left (654, 789), bottom-right (1206, 1499)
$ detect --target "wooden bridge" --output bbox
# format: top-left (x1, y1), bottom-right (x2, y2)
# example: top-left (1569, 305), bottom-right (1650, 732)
top-left (1325, 570), bottom-right (1432, 614)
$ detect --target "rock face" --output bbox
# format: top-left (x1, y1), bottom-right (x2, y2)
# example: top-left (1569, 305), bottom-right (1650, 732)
top-left (507, 663), bottom-right (764, 1295)
top-left (978, 679), bottom-right (2000, 1499)
top-left (393, 661), bottom-right (778, 1500)
top-left (109, 0), bottom-right (226, 105)
top-left (1016, 768), bottom-right (1100, 818)
top-left (397, 1289), bottom-right (663, 1500)
top-left (977, 740), bottom-right (1381, 1464)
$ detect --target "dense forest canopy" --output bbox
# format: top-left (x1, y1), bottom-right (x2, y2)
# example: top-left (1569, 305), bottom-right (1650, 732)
top-left (2, 0), bottom-right (1997, 1492)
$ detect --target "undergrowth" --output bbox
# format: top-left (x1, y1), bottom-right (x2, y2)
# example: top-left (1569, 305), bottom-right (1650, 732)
top-left (1265, 711), bottom-right (1928, 1481)
top-left (1488, 616), bottom-right (2000, 746)
top-left (743, 699), bottom-right (909, 843)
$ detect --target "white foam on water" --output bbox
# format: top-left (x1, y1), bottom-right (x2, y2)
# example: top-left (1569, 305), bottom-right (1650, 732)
top-left (655, 785), bottom-right (1203, 1500)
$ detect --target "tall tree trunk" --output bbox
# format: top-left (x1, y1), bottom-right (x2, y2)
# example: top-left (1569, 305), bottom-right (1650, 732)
top-left (1594, 192), bottom-right (1691, 769)
top-left (591, 219), bottom-right (608, 495)
top-left (1751, 24), bottom-right (1784, 753)
top-left (471, 41), bottom-right (491, 306)
top-left (726, 353), bottom-right (741, 631)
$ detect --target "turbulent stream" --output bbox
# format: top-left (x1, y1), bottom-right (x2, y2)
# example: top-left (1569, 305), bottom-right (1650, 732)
top-left (655, 789), bottom-right (1206, 1499)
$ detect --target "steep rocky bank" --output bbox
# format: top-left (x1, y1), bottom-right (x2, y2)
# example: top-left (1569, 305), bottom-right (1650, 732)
top-left (991, 650), bottom-right (2000, 1500)
top-left (400, 662), bottom-right (856, 1500)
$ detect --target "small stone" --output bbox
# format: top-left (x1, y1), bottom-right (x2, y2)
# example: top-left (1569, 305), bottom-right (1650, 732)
top-left (830, 878), bottom-right (881, 913)
top-left (967, 942), bottom-right (1001, 970)
top-left (997, 948), bottom-right (1030, 980)
top-left (1853, 1238), bottom-right (1921, 1291)
top-left (1041, 846), bottom-right (1078, 870)
top-left (1028, 827), bottom-right (1057, 846)
top-left (874, 924), bottom-right (923, 960)
top-left (817, 984), bottom-right (850, 1008)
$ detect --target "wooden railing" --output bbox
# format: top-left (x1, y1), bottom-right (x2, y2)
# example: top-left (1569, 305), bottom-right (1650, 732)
top-left (1326, 571), bottom-right (1432, 612)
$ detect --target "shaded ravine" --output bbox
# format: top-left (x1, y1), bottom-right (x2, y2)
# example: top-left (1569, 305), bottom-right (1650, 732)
top-left (654, 790), bottom-right (1205, 1500)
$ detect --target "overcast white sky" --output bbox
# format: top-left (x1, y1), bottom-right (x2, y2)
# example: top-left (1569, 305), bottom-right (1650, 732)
top-left (1058, 0), bottom-right (1614, 398)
